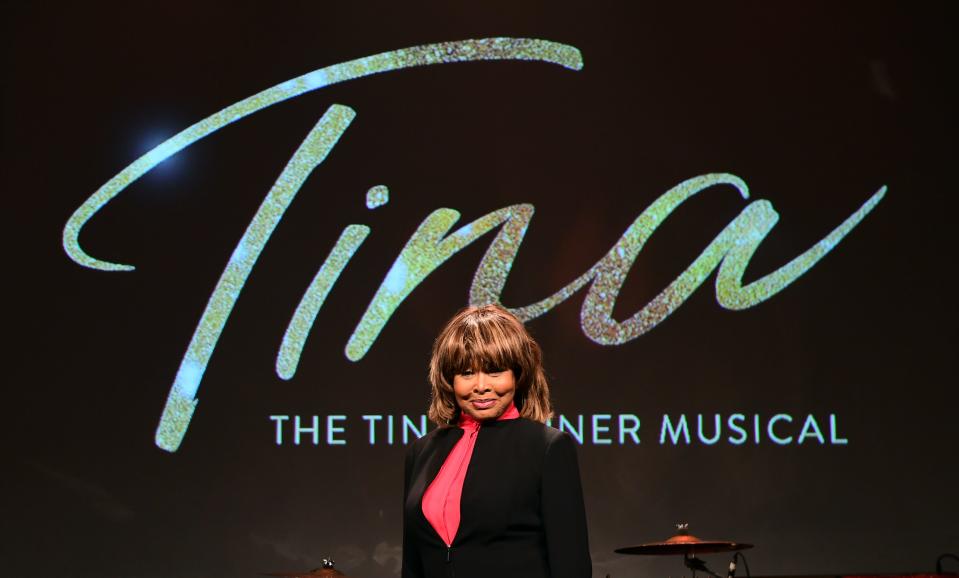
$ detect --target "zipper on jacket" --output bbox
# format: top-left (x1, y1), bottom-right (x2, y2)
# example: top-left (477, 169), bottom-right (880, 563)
top-left (446, 546), bottom-right (455, 578)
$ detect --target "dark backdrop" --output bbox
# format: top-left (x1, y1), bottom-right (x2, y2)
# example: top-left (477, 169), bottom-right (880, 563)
top-left (4, 2), bottom-right (957, 578)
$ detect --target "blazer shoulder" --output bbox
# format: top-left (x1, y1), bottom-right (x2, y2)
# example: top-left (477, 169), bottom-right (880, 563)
top-left (540, 422), bottom-right (566, 441)
top-left (510, 418), bottom-right (574, 449)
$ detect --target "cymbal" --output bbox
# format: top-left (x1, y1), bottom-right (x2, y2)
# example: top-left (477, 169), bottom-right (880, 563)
top-left (262, 569), bottom-right (347, 578)
top-left (263, 557), bottom-right (350, 578)
top-left (615, 525), bottom-right (753, 556)
top-left (261, 568), bottom-right (346, 578)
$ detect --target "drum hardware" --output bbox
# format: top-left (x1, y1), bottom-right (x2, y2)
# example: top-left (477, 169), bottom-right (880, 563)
top-left (615, 523), bottom-right (754, 578)
top-left (262, 556), bottom-right (349, 578)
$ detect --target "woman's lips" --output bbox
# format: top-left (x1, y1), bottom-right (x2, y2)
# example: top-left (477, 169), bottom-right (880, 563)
top-left (471, 399), bottom-right (497, 409)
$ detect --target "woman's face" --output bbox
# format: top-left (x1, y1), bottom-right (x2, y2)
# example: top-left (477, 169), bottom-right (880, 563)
top-left (453, 368), bottom-right (516, 421)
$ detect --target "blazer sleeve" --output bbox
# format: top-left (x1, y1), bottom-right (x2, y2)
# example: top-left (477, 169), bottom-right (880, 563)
top-left (402, 442), bottom-right (424, 578)
top-left (541, 431), bottom-right (592, 578)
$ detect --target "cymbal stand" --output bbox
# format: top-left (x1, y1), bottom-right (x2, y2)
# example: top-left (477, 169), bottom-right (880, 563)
top-left (685, 553), bottom-right (721, 578)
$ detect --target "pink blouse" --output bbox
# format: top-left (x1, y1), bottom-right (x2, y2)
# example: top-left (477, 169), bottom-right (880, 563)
top-left (421, 402), bottom-right (520, 546)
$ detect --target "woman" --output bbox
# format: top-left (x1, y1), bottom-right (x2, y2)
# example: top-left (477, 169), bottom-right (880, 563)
top-left (402, 304), bottom-right (592, 578)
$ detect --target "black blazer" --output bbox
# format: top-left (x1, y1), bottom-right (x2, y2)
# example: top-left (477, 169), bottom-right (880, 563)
top-left (402, 418), bottom-right (592, 578)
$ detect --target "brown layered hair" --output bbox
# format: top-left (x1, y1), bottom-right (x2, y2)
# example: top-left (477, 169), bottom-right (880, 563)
top-left (428, 304), bottom-right (552, 425)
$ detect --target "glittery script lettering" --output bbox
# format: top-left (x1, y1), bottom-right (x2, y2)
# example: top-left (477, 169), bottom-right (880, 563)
top-left (61, 39), bottom-right (885, 453)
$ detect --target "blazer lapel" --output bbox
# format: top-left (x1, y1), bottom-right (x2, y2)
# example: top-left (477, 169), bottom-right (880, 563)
top-left (414, 426), bottom-right (463, 502)
top-left (411, 427), bottom-right (464, 545)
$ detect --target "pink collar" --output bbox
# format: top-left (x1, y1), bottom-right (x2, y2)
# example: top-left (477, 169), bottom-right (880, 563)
top-left (458, 401), bottom-right (520, 429)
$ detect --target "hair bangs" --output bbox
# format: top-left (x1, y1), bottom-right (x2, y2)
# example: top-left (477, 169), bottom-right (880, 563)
top-left (440, 319), bottom-right (520, 383)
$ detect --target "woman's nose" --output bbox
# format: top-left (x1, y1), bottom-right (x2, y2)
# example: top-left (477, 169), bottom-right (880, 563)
top-left (474, 372), bottom-right (492, 392)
